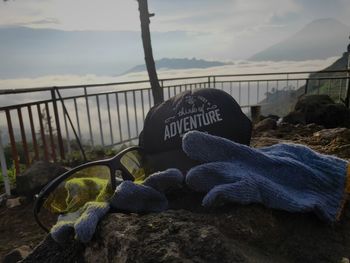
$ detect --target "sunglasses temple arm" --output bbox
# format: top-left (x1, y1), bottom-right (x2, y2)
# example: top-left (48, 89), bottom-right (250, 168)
top-left (33, 197), bottom-right (50, 233)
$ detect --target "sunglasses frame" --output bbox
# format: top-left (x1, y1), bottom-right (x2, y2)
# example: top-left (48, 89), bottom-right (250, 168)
top-left (34, 146), bottom-right (144, 232)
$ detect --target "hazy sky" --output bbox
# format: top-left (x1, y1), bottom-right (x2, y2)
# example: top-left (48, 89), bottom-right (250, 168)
top-left (1, 0), bottom-right (350, 60)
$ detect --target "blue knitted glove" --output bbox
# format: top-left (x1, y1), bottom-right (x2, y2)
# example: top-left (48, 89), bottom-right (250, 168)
top-left (183, 131), bottom-right (349, 222)
top-left (51, 201), bottom-right (110, 243)
top-left (51, 169), bottom-right (183, 243)
top-left (110, 168), bottom-right (184, 213)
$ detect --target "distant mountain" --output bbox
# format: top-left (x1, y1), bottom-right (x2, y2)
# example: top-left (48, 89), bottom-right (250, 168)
top-left (250, 18), bottom-right (350, 61)
top-left (123, 58), bottom-right (230, 74)
top-left (0, 26), bottom-right (199, 78)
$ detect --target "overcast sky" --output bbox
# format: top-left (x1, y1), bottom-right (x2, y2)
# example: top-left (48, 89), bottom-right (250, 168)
top-left (1, 0), bottom-right (350, 60)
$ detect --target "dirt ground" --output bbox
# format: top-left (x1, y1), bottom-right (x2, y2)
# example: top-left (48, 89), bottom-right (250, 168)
top-left (1, 122), bottom-right (350, 261)
top-left (0, 200), bottom-right (47, 260)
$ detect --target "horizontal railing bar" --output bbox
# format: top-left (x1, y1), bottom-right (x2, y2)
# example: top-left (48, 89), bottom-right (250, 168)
top-left (54, 87), bottom-right (153, 101)
top-left (1, 69), bottom-right (349, 95)
top-left (162, 81), bottom-right (209, 87)
top-left (0, 87), bottom-right (55, 95)
top-left (159, 69), bottom-right (350, 82)
top-left (215, 76), bottom-right (350, 83)
top-left (0, 80), bottom-right (151, 95)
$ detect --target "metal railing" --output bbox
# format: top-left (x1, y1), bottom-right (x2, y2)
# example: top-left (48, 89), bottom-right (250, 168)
top-left (0, 69), bottom-right (349, 191)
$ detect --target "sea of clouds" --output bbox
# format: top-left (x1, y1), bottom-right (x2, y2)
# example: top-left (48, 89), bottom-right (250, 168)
top-left (0, 57), bottom-right (340, 90)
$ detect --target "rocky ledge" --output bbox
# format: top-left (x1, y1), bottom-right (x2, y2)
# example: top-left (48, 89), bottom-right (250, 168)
top-left (22, 123), bottom-right (350, 263)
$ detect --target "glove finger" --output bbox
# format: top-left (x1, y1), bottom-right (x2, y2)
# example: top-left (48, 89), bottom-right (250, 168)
top-left (182, 130), bottom-right (260, 163)
top-left (202, 178), bottom-right (260, 207)
top-left (110, 181), bottom-right (168, 213)
top-left (143, 168), bottom-right (184, 193)
top-left (51, 223), bottom-right (74, 244)
top-left (50, 212), bottom-right (78, 243)
top-left (186, 162), bottom-right (242, 193)
top-left (74, 201), bottom-right (110, 243)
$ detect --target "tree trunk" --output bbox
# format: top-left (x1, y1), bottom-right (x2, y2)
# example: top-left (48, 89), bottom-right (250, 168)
top-left (137, 0), bottom-right (164, 105)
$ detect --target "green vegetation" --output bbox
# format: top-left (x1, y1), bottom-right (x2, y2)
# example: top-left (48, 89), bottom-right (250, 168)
top-left (0, 140), bottom-right (131, 192)
top-left (307, 78), bottom-right (347, 102)
top-left (0, 165), bottom-right (22, 191)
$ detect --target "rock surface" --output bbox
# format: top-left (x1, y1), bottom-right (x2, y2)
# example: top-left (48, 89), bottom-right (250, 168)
top-left (3, 245), bottom-right (32, 263)
top-left (86, 207), bottom-right (350, 263)
top-left (22, 125), bottom-right (350, 263)
top-left (22, 205), bottom-right (350, 263)
top-left (16, 161), bottom-right (67, 197)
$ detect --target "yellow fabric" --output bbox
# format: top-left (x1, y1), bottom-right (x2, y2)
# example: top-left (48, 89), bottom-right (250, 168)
top-left (44, 177), bottom-right (113, 214)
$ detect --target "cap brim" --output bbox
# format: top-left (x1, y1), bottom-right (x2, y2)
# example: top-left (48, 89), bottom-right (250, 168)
top-left (145, 149), bottom-right (200, 174)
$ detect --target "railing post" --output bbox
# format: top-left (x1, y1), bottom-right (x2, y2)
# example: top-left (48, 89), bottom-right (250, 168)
top-left (304, 79), bottom-right (309, 94)
top-left (84, 87), bottom-right (94, 146)
top-left (208, 76), bottom-right (211, 88)
top-left (5, 110), bottom-right (20, 176)
top-left (346, 74), bottom-right (350, 108)
top-left (45, 102), bottom-right (57, 162)
top-left (37, 104), bottom-right (49, 161)
top-left (27, 106), bottom-right (39, 161)
top-left (250, 105), bottom-right (261, 124)
top-left (160, 80), bottom-right (164, 98)
top-left (51, 88), bottom-right (65, 161)
top-left (0, 129), bottom-right (11, 196)
top-left (17, 108), bottom-right (29, 167)
top-left (213, 76), bottom-right (216, 89)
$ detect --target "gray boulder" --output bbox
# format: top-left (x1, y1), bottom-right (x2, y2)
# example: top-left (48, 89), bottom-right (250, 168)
top-left (283, 95), bottom-right (350, 128)
top-left (16, 161), bottom-right (67, 197)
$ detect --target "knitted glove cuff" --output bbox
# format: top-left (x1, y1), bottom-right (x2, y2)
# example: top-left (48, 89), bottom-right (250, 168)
top-left (336, 164), bottom-right (350, 220)
top-left (346, 165), bottom-right (350, 194)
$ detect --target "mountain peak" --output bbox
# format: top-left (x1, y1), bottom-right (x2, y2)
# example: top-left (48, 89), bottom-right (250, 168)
top-left (122, 58), bottom-right (230, 75)
top-left (250, 18), bottom-right (350, 61)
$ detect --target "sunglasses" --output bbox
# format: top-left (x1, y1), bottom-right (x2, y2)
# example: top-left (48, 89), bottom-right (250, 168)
top-left (34, 146), bottom-right (148, 232)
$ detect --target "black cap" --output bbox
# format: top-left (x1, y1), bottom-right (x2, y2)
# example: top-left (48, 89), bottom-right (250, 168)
top-left (139, 88), bottom-right (252, 173)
